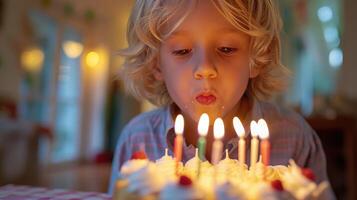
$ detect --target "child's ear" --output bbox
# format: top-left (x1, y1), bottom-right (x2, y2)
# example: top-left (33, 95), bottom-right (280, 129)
top-left (153, 65), bottom-right (164, 81)
top-left (249, 65), bottom-right (260, 78)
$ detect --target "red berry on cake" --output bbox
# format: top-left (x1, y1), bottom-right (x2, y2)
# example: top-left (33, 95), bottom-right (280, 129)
top-left (271, 180), bottom-right (284, 191)
top-left (178, 175), bottom-right (192, 187)
top-left (301, 168), bottom-right (315, 181)
top-left (131, 151), bottom-right (147, 160)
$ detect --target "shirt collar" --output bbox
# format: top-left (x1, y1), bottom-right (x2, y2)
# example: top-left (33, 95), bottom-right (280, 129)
top-left (243, 96), bottom-right (263, 132)
top-left (163, 105), bottom-right (175, 135)
top-left (163, 104), bottom-right (179, 151)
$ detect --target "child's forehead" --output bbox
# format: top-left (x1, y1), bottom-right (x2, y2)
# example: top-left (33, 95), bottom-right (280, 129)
top-left (163, 15), bottom-right (248, 41)
top-left (160, 1), bottom-right (246, 38)
top-left (166, 28), bottom-right (246, 40)
top-left (162, 30), bottom-right (250, 48)
top-left (170, 27), bottom-right (240, 36)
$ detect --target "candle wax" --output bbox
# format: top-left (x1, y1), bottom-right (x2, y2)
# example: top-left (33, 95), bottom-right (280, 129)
top-left (174, 134), bottom-right (183, 174)
top-left (174, 135), bottom-right (183, 162)
top-left (212, 140), bottom-right (223, 165)
top-left (261, 139), bottom-right (270, 166)
top-left (197, 136), bottom-right (206, 178)
top-left (238, 138), bottom-right (246, 164)
top-left (250, 137), bottom-right (259, 167)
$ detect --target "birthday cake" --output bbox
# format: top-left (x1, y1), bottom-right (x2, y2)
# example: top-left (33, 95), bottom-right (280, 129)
top-left (113, 149), bottom-right (330, 200)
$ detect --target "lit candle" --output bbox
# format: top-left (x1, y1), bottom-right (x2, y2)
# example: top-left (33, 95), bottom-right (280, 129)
top-left (233, 117), bottom-right (246, 164)
top-left (197, 113), bottom-right (209, 178)
top-left (174, 114), bottom-right (184, 173)
top-left (212, 118), bottom-right (224, 185)
top-left (211, 118), bottom-right (224, 165)
top-left (250, 120), bottom-right (259, 167)
top-left (258, 119), bottom-right (270, 166)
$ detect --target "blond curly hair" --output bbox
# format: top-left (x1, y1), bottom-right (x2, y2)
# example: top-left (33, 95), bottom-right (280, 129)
top-left (119, 0), bottom-right (289, 106)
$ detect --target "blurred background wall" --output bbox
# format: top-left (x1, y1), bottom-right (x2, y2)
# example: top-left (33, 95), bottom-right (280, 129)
top-left (0, 0), bottom-right (356, 199)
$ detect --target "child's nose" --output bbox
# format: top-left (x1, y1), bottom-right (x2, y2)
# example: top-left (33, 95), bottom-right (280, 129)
top-left (193, 54), bottom-right (217, 80)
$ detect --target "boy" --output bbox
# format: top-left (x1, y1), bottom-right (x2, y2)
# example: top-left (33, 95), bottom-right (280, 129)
top-left (109, 1), bottom-right (335, 199)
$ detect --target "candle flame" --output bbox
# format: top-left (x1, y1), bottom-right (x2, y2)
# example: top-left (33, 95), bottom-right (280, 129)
top-left (213, 118), bottom-right (224, 139)
top-left (233, 117), bottom-right (245, 137)
top-left (174, 114), bottom-right (184, 135)
top-left (250, 120), bottom-right (259, 137)
top-left (198, 113), bottom-right (209, 136)
top-left (258, 119), bottom-right (269, 139)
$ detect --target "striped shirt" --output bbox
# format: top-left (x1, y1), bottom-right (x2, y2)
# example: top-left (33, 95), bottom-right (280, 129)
top-left (108, 99), bottom-right (333, 198)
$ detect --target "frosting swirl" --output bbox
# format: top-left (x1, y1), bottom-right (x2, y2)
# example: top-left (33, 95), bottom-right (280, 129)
top-left (184, 148), bottom-right (212, 180)
top-left (281, 160), bottom-right (316, 199)
top-left (216, 150), bottom-right (247, 182)
top-left (156, 149), bottom-right (183, 182)
top-left (120, 160), bottom-right (165, 196)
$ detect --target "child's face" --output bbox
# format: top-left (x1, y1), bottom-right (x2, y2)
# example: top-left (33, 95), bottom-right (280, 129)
top-left (158, 0), bottom-right (256, 124)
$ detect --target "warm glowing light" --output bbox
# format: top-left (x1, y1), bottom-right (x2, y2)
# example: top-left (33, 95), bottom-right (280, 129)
top-left (174, 114), bottom-right (184, 135)
top-left (233, 117), bottom-right (245, 137)
top-left (21, 47), bottom-right (44, 72)
top-left (250, 120), bottom-right (259, 137)
top-left (63, 40), bottom-right (83, 58)
top-left (198, 113), bottom-right (209, 136)
top-left (258, 119), bottom-right (269, 139)
top-left (213, 118), bottom-right (224, 139)
top-left (85, 51), bottom-right (100, 67)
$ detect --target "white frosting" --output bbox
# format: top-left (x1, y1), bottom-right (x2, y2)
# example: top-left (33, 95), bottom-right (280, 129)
top-left (184, 148), bottom-right (201, 171)
top-left (120, 159), bottom-right (149, 178)
top-left (281, 160), bottom-right (316, 199)
top-left (271, 165), bottom-right (289, 178)
top-left (248, 162), bottom-right (281, 182)
top-left (120, 160), bottom-right (165, 196)
top-left (216, 151), bottom-right (247, 182)
top-left (117, 153), bottom-right (329, 200)
top-left (184, 148), bottom-right (212, 179)
top-left (156, 149), bottom-right (183, 182)
top-left (159, 183), bottom-right (203, 200)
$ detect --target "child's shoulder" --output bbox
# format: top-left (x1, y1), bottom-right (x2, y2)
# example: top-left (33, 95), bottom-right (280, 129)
top-left (120, 106), bottom-right (168, 137)
top-left (259, 101), bottom-right (304, 121)
top-left (258, 101), bottom-right (313, 135)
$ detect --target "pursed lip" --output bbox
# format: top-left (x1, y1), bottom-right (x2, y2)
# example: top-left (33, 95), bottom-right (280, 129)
top-left (195, 91), bottom-right (217, 105)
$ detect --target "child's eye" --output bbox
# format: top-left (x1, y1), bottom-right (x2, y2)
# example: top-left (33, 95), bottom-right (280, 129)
top-left (172, 49), bottom-right (192, 56)
top-left (217, 47), bottom-right (238, 55)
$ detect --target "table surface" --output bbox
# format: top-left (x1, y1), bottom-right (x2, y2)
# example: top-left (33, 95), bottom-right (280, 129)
top-left (0, 185), bottom-right (111, 200)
